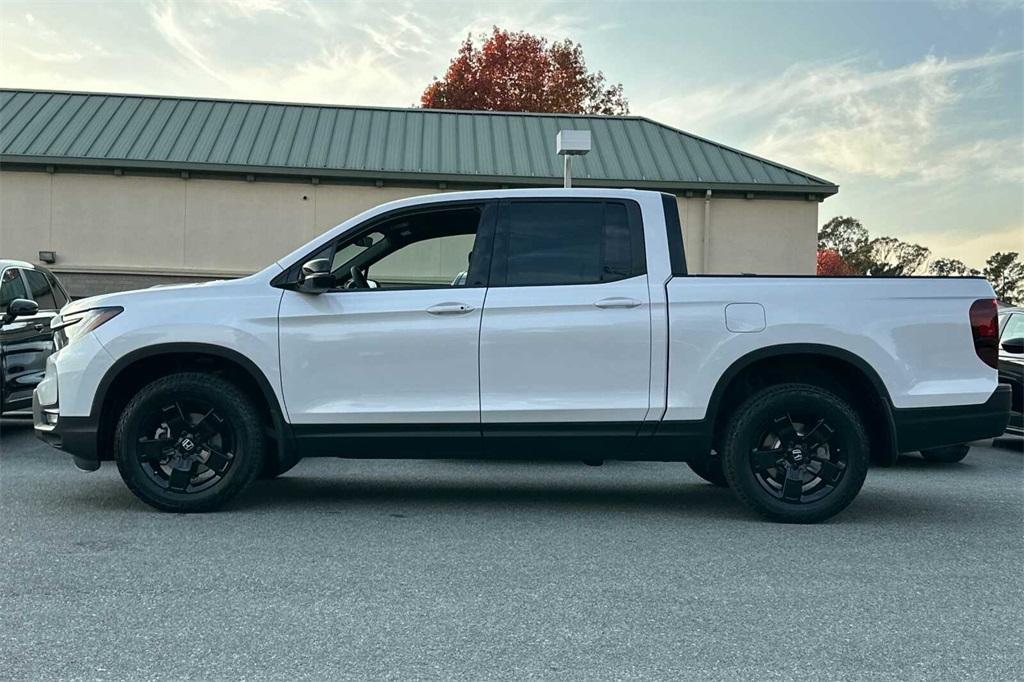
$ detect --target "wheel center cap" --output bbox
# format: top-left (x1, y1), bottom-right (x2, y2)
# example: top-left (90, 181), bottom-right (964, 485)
top-left (180, 436), bottom-right (196, 453)
top-left (790, 446), bottom-right (805, 464)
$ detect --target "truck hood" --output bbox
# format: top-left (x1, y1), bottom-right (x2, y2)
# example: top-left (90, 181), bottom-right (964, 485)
top-left (61, 263), bottom-right (282, 315)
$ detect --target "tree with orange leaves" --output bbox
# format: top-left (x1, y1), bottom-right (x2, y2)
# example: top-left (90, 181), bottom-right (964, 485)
top-left (421, 27), bottom-right (629, 115)
top-left (817, 249), bottom-right (858, 276)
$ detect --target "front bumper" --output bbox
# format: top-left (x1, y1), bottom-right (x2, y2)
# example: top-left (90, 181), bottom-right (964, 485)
top-left (893, 383), bottom-right (1012, 452)
top-left (33, 389), bottom-right (101, 471)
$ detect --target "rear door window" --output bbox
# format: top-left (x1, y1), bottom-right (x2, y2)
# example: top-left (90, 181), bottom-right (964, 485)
top-left (496, 200), bottom-right (644, 287)
top-left (44, 271), bottom-right (68, 308)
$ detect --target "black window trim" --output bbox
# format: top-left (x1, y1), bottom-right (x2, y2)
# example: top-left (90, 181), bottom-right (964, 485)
top-left (660, 193), bottom-right (688, 276)
top-left (489, 197), bottom-right (647, 289)
top-left (271, 199), bottom-right (498, 292)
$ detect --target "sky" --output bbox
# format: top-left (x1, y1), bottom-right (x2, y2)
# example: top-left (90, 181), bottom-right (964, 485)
top-left (1, 0), bottom-right (1021, 269)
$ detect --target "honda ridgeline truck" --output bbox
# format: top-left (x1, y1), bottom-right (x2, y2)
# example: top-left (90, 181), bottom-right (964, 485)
top-left (32, 189), bottom-right (1011, 522)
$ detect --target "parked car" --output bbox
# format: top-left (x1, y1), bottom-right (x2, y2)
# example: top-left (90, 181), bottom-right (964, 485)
top-left (32, 189), bottom-right (1010, 522)
top-left (997, 307), bottom-right (1023, 436)
top-left (1, 260), bottom-right (69, 414)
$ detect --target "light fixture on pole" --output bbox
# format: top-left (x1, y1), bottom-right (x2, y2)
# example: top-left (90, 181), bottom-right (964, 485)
top-left (556, 130), bottom-right (591, 188)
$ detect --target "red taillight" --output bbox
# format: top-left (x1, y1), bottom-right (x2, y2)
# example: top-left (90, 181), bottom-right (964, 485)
top-left (969, 298), bottom-right (999, 369)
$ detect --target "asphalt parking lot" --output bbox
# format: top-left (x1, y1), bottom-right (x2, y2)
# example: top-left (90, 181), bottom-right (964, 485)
top-left (1, 415), bottom-right (1021, 681)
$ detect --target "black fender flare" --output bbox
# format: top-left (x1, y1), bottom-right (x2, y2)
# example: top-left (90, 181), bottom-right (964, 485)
top-left (704, 343), bottom-right (899, 465)
top-left (92, 342), bottom-right (293, 466)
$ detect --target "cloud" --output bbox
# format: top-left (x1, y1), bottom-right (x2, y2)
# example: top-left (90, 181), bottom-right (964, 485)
top-left (220, 0), bottom-right (296, 18)
top-left (20, 47), bottom-right (82, 63)
top-left (907, 224), bottom-right (1024, 270)
top-left (148, 2), bottom-right (229, 85)
top-left (646, 51), bottom-right (1023, 186)
top-left (267, 45), bottom-right (418, 107)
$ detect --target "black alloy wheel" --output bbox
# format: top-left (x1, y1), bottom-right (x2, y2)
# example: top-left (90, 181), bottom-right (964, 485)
top-left (135, 399), bottom-right (237, 494)
top-left (114, 373), bottom-right (265, 512)
top-left (721, 383), bottom-right (869, 523)
top-left (749, 413), bottom-right (848, 504)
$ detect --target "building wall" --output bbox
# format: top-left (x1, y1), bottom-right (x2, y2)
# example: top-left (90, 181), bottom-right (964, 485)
top-left (1, 170), bottom-right (818, 296)
top-left (674, 194), bottom-right (818, 275)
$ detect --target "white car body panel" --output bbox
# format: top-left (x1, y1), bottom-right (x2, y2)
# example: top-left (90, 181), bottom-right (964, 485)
top-left (479, 275), bottom-right (652, 423)
top-left (72, 270), bottom-right (286, 417)
top-left (662, 277), bottom-right (998, 421)
top-left (35, 333), bottom-right (112, 417)
top-left (278, 286), bottom-right (486, 424)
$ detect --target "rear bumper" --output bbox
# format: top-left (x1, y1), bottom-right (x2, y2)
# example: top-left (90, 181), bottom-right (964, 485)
top-left (33, 389), bottom-right (100, 471)
top-left (893, 384), bottom-right (1012, 452)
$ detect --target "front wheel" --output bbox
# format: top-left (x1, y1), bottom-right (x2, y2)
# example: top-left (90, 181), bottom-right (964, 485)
top-left (114, 373), bottom-right (266, 512)
top-left (721, 383), bottom-right (869, 523)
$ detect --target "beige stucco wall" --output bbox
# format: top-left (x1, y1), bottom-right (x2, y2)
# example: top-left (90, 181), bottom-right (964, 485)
top-left (0, 170), bottom-right (819, 295)
top-left (675, 195), bottom-right (818, 275)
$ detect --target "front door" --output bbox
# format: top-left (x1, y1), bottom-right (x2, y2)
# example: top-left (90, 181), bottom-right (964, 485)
top-left (478, 199), bottom-right (652, 452)
top-left (278, 201), bottom-right (495, 455)
top-left (1, 267), bottom-right (58, 411)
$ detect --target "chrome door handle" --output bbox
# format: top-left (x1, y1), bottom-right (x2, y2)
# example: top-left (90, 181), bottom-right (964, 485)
top-left (594, 297), bottom-right (641, 309)
top-left (426, 302), bottom-right (475, 315)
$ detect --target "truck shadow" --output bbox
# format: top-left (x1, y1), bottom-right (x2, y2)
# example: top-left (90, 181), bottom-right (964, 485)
top-left (219, 472), bottom-right (970, 525)
top-left (53, 469), bottom-right (991, 525)
top-left (234, 475), bottom-right (746, 517)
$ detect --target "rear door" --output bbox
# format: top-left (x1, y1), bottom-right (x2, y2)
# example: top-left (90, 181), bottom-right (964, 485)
top-left (1, 268), bottom-right (57, 411)
top-left (478, 199), bottom-right (652, 445)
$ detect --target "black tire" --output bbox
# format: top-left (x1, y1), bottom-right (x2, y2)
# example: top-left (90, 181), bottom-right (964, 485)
top-left (114, 372), bottom-right (265, 512)
top-left (920, 444), bottom-right (970, 463)
top-left (721, 383), bottom-right (869, 523)
top-left (687, 455), bottom-right (729, 487)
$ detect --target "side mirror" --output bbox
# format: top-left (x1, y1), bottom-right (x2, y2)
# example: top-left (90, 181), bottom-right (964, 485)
top-left (298, 258), bottom-right (335, 294)
top-left (2, 298), bottom-right (39, 326)
top-left (1001, 337), bottom-right (1024, 355)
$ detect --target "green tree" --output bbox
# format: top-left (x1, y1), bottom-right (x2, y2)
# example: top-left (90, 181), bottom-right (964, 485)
top-left (817, 216), bottom-right (869, 259)
top-left (817, 217), bottom-right (930, 276)
top-left (928, 258), bottom-right (980, 277)
top-left (861, 237), bottom-right (930, 276)
top-left (982, 251), bottom-right (1024, 304)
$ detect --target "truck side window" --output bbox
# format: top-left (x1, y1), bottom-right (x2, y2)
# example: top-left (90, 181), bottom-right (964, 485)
top-left (24, 269), bottom-right (57, 311)
top-left (44, 271), bottom-right (68, 308)
top-left (0, 268), bottom-right (27, 312)
top-left (502, 201), bottom-right (642, 287)
top-left (329, 204), bottom-right (488, 289)
top-left (1002, 314), bottom-right (1024, 346)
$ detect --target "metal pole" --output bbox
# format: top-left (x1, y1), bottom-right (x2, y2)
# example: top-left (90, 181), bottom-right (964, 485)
top-left (563, 155), bottom-right (572, 188)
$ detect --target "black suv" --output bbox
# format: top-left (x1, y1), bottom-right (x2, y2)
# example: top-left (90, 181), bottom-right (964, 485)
top-left (0, 260), bottom-right (70, 413)
top-left (998, 307), bottom-right (1023, 436)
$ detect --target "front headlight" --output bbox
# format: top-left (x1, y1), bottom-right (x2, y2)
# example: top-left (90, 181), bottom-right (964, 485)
top-left (52, 307), bottom-right (123, 349)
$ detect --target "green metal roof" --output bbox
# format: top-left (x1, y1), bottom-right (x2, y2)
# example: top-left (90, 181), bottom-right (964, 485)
top-left (0, 89), bottom-right (836, 195)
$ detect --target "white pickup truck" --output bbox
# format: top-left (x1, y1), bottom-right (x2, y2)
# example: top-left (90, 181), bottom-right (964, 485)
top-left (31, 189), bottom-right (1010, 522)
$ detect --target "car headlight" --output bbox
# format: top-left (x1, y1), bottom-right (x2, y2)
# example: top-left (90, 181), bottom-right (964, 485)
top-left (52, 307), bottom-right (123, 349)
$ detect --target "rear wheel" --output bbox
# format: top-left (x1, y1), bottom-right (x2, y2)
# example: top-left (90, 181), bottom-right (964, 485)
top-left (721, 383), bottom-right (869, 523)
top-left (920, 445), bottom-right (970, 463)
top-left (114, 373), bottom-right (265, 512)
